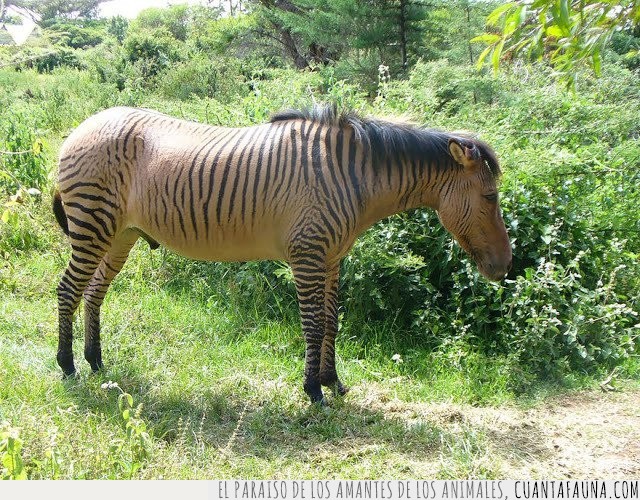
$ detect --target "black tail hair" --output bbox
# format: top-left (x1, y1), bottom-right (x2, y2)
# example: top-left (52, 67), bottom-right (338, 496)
top-left (52, 190), bottom-right (69, 236)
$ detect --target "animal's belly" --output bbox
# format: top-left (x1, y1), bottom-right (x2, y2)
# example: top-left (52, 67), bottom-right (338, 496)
top-left (133, 222), bottom-right (287, 262)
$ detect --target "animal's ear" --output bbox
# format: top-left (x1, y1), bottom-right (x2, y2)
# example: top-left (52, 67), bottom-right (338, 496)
top-left (448, 138), bottom-right (480, 168)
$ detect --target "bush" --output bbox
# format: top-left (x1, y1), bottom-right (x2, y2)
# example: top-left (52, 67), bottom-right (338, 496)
top-left (0, 113), bottom-right (47, 194)
top-left (158, 55), bottom-right (247, 101)
top-left (123, 28), bottom-right (183, 79)
top-left (45, 20), bottom-right (107, 49)
top-left (16, 47), bottom-right (84, 74)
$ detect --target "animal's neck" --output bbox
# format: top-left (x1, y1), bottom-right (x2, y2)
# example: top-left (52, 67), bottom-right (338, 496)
top-left (356, 154), bottom-right (444, 232)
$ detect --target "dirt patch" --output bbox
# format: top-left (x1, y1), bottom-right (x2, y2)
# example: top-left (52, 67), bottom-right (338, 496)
top-left (366, 387), bottom-right (640, 478)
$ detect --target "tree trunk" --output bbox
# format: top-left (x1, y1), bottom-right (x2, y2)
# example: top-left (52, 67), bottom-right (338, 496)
top-left (399, 0), bottom-right (408, 70)
top-left (465, 2), bottom-right (474, 66)
top-left (280, 27), bottom-right (308, 69)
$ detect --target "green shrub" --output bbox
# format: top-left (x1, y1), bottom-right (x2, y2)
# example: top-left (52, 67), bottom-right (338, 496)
top-left (123, 27), bottom-right (183, 79)
top-left (0, 113), bottom-right (47, 194)
top-left (0, 423), bottom-right (26, 480)
top-left (15, 47), bottom-right (84, 74)
top-left (158, 55), bottom-right (247, 101)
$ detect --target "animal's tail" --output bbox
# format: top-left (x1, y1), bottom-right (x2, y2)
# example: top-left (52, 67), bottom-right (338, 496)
top-left (52, 189), bottom-right (69, 236)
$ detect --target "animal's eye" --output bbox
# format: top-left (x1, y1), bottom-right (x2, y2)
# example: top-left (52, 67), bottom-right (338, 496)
top-left (484, 193), bottom-right (498, 202)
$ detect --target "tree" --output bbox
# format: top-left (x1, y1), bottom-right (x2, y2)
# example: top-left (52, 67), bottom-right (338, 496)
top-left (132, 5), bottom-right (191, 42)
top-left (473, 0), bottom-right (640, 84)
top-left (0, 0), bottom-right (104, 25)
top-left (249, 0), bottom-right (428, 71)
top-left (107, 15), bottom-right (128, 44)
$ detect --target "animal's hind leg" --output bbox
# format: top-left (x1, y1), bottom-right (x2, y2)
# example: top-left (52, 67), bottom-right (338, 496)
top-left (83, 229), bottom-right (139, 372)
top-left (319, 265), bottom-right (348, 396)
top-left (57, 242), bottom-right (109, 377)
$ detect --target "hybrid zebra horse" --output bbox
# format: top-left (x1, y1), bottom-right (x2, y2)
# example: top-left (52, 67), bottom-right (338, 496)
top-left (53, 105), bottom-right (512, 404)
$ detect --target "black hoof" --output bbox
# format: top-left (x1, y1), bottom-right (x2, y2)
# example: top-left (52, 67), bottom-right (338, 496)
top-left (62, 370), bottom-right (77, 380)
top-left (57, 351), bottom-right (76, 377)
top-left (333, 381), bottom-right (349, 397)
top-left (88, 359), bottom-right (104, 373)
top-left (305, 386), bottom-right (325, 405)
top-left (310, 395), bottom-right (327, 406)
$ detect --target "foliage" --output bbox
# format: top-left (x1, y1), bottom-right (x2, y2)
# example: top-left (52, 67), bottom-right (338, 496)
top-left (131, 5), bottom-right (191, 42)
top-left (188, 11), bottom-right (255, 56)
top-left (107, 15), bottom-right (128, 44)
top-left (250, 0), bottom-right (430, 71)
top-left (29, 47), bottom-right (84, 73)
top-left (101, 382), bottom-right (152, 478)
top-left (122, 27), bottom-right (183, 79)
top-left (0, 112), bottom-right (46, 194)
top-left (44, 19), bottom-right (106, 49)
top-left (157, 55), bottom-right (247, 101)
top-left (4, 0), bottom-right (103, 24)
top-left (474, 0), bottom-right (640, 85)
top-left (0, 423), bottom-right (26, 480)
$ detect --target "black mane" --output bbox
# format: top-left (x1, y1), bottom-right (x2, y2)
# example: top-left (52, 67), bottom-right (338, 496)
top-left (270, 104), bottom-right (501, 178)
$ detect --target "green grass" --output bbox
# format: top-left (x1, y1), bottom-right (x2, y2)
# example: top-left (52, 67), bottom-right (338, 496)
top-left (1, 228), bottom-right (636, 479)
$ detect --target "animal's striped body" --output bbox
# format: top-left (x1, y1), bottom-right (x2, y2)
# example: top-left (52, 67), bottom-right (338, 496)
top-left (54, 105), bottom-right (512, 404)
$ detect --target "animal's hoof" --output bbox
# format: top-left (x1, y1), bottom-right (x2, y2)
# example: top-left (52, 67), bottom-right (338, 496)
top-left (308, 391), bottom-right (326, 406)
top-left (89, 361), bottom-right (104, 373)
top-left (334, 382), bottom-right (350, 397)
top-left (311, 397), bottom-right (327, 407)
top-left (62, 370), bottom-right (77, 380)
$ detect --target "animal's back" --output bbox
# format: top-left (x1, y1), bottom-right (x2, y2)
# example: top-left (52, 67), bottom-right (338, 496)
top-left (57, 107), bottom-right (313, 262)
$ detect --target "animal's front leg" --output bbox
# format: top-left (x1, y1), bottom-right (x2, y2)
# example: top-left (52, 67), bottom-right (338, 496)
top-left (291, 259), bottom-right (327, 405)
top-left (319, 264), bottom-right (348, 397)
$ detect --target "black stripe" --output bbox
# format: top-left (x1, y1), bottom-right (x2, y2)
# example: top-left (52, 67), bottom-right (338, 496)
top-left (241, 125), bottom-right (279, 224)
top-left (323, 129), bottom-right (350, 233)
top-left (299, 121), bottom-right (309, 187)
top-left (263, 123), bottom-right (286, 213)
top-left (203, 128), bottom-right (244, 235)
top-left (271, 125), bottom-right (293, 209)
top-left (67, 214), bottom-right (110, 245)
top-left (283, 126), bottom-right (298, 199)
top-left (216, 127), bottom-right (254, 226)
top-left (187, 132), bottom-right (226, 238)
top-left (74, 192), bottom-right (118, 210)
top-left (227, 126), bottom-right (264, 223)
top-left (122, 114), bottom-right (153, 160)
top-left (347, 131), bottom-right (363, 207)
top-left (65, 202), bottom-right (115, 237)
top-left (250, 130), bottom-right (270, 222)
top-left (58, 151), bottom-right (91, 183)
top-left (311, 125), bottom-right (330, 198)
top-left (69, 261), bottom-right (94, 277)
top-left (71, 244), bottom-right (102, 260)
top-left (65, 201), bottom-right (116, 229)
top-left (177, 183), bottom-right (187, 239)
top-left (198, 128), bottom-right (235, 200)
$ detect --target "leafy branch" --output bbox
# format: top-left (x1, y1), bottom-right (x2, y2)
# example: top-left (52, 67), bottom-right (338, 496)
top-left (473, 0), bottom-right (640, 86)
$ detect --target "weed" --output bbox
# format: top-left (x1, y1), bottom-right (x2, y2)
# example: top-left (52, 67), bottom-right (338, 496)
top-left (101, 381), bottom-right (152, 478)
top-left (0, 423), bottom-right (26, 480)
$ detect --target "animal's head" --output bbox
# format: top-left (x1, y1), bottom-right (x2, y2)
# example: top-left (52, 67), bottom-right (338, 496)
top-left (436, 136), bottom-right (512, 281)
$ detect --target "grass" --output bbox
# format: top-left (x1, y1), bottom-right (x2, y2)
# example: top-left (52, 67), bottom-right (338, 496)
top-left (1, 225), bottom-right (637, 479)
